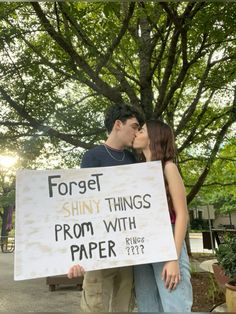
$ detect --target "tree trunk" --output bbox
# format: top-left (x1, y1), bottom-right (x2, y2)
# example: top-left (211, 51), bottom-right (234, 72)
top-left (1, 207), bottom-right (9, 250)
top-left (185, 228), bottom-right (192, 257)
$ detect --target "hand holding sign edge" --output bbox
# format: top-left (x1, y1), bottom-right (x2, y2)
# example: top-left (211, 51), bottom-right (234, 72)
top-left (67, 264), bottom-right (85, 279)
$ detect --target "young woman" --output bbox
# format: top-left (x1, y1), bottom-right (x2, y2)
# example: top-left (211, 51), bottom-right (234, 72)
top-left (133, 120), bottom-right (193, 312)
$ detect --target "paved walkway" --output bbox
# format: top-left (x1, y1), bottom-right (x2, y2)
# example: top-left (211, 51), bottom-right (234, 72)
top-left (199, 259), bottom-right (217, 273)
top-left (1, 251), bottom-right (227, 312)
top-left (0, 252), bottom-right (82, 312)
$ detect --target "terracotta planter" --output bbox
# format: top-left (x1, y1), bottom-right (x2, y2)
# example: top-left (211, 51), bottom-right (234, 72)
top-left (225, 280), bottom-right (236, 312)
top-left (212, 263), bottom-right (230, 291)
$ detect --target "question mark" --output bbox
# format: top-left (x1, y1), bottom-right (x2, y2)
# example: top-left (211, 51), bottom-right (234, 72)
top-left (140, 244), bottom-right (144, 254)
top-left (126, 247), bottom-right (130, 255)
top-left (135, 245), bottom-right (139, 254)
top-left (131, 246), bottom-right (135, 254)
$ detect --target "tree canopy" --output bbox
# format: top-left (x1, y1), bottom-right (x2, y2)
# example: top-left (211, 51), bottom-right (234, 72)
top-left (0, 2), bottom-right (236, 204)
top-left (189, 137), bottom-right (236, 213)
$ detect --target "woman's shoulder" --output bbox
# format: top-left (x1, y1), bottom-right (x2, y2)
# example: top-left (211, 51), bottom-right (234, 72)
top-left (164, 161), bottom-right (184, 188)
top-left (164, 161), bottom-right (179, 175)
top-left (164, 160), bottom-right (177, 169)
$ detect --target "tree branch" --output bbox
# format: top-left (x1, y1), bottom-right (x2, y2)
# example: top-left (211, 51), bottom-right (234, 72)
top-left (154, 28), bottom-right (180, 116)
top-left (0, 86), bottom-right (93, 149)
top-left (139, 15), bottom-right (154, 117)
top-left (186, 88), bottom-right (236, 203)
top-left (178, 95), bottom-right (228, 153)
top-left (176, 54), bottom-right (213, 137)
top-left (150, 21), bottom-right (171, 79)
top-left (0, 121), bottom-right (31, 127)
top-left (160, 3), bottom-right (181, 29)
top-left (186, 181), bottom-right (236, 188)
top-left (96, 2), bottom-right (135, 73)
top-left (31, 2), bottom-right (123, 104)
top-left (58, 2), bottom-right (99, 50)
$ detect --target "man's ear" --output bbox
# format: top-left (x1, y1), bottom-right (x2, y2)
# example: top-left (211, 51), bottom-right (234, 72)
top-left (114, 119), bottom-right (123, 130)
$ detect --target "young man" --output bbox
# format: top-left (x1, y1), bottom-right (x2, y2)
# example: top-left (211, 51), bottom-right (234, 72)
top-left (68, 103), bottom-right (143, 312)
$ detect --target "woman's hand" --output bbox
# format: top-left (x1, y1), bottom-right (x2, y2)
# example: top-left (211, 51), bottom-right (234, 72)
top-left (161, 260), bottom-right (181, 291)
top-left (67, 264), bottom-right (85, 279)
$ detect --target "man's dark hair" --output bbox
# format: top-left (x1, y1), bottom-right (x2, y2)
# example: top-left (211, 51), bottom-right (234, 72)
top-left (104, 103), bottom-right (144, 133)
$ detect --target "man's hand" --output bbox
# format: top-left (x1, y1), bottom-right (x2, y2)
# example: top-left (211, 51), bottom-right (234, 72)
top-left (67, 264), bottom-right (85, 279)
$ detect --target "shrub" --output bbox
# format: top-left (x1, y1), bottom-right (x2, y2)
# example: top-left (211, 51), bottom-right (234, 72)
top-left (215, 236), bottom-right (236, 280)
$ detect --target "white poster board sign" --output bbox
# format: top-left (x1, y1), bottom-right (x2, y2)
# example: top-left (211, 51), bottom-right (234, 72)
top-left (15, 161), bottom-right (177, 280)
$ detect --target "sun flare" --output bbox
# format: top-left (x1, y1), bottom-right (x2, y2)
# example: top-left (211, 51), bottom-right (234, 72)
top-left (0, 155), bottom-right (18, 168)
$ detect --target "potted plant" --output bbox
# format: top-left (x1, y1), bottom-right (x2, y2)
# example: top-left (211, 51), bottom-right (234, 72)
top-left (215, 235), bottom-right (236, 311)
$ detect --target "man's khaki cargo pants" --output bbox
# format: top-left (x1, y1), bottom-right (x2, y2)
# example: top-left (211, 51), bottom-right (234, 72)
top-left (81, 266), bottom-right (134, 312)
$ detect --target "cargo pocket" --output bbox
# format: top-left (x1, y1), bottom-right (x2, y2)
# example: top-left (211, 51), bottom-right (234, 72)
top-left (81, 281), bottom-right (103, 312)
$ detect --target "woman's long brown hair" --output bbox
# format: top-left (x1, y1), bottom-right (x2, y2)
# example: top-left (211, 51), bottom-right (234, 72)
top-left (147, 120), bottom-right (176, 163)
top-left (139, 119), bottom-right (177, 215)
top-left (137, 119), bottom-right (176, 165)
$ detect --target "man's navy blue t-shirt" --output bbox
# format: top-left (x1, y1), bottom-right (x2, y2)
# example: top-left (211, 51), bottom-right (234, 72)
top-left (81, 145), bottom-right (136, 168)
